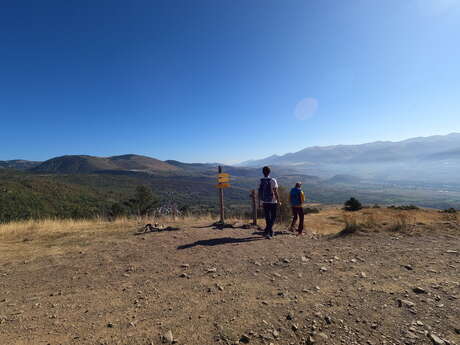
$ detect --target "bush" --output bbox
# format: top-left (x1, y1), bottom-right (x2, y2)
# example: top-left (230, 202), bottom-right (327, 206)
top-left (338, 215), bottom-right (361, 236)
top-left (344, 197), bottom-right (362, 212)
top-left (388, 205), bottom-right (419, 211)
top-left (276, 186), bottom-right (292, 223)
top-left (304, 207), bottom-right (320, 214)
top-left (388, 213), bottom-right (415, 233)
top-left (443, 208), bottom-right (457, 214)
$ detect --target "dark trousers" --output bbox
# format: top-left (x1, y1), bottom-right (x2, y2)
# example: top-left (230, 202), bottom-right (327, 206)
top-left (290, 207), bottom-right (304, 233)
top-left (263, 203), bottom-right (277, 236)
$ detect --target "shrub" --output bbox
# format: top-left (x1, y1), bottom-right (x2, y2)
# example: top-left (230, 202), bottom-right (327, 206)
top-left (276, 186), bottom-right (292, 223)
top-left (443, 208), bottom-right (457, 214)
top-left (388, 213), bottom-right (415, 233)
top-left (344, 197), bottom-right (362, 212)
top-left (304, 207), bottom-right (320, 214)
top-left (338, 215), bottom-right (361, 236)
top-left (110, 203), bottom-right (126, 218)
top-left (388, 205), bottom-right (419, 211)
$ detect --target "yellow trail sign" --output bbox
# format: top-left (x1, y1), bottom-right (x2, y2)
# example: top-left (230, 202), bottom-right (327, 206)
top-left (216, 183), bottom-right (230, 189)
top-left (218, 177), bottom-right (230, 183)
top-left (218, 173), bottom-right (230, 178)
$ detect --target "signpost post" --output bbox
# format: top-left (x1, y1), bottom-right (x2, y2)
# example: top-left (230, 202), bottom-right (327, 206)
top-left (250, 190), bottom-right (257, 226)
top-left (216, 166), bottom-right (230, 224)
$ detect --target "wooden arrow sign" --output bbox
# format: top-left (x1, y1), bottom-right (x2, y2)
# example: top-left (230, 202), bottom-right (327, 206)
top-left (216, 183), bottom-right (230, 189)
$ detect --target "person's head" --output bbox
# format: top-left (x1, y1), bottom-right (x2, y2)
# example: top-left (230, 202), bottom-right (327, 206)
top-left (295, 182), bottom-right (302, 189)
top-left (262, 166), bottom-right (271, 177)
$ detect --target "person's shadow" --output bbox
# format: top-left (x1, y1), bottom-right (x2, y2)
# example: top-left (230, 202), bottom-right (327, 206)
top-left (177, 236), bottom-right (261, 250)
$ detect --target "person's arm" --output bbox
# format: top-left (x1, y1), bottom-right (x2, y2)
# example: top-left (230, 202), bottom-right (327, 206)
top-left (301, 191), bottom-right (305, 205)
top-left (274, 187), bottom-right (281, 205)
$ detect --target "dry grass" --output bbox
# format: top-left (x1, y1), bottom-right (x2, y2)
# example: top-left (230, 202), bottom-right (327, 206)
top-left (0, 207), bottom-right (453, 241)
top-left (0, 217), bottom-right (135, 238)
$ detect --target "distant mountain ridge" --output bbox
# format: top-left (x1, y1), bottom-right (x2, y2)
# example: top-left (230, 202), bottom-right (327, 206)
top-left (241, 133), bottom-right (460, 166)
top-left (31, 154), bottom-right (180, 174)
top-left (239, 133), bottom-right (460, 183)
top-left (0, 160), bottom-right (41, 171)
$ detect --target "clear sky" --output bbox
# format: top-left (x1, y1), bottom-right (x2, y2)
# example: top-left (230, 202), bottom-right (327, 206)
top-left (1, 0), bottom-right (459, 163)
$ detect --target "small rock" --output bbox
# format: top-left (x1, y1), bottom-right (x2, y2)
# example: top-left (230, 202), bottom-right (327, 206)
top-left (107, 322), bottom-right (114, 328)
top-left (181, 264), bottom-right (190, 269)
top-left (162, 330), bottom-right (174, 344)
top-left (413, 287), bottom-right (427, 294)
top-left (319, 267), bottom-right (328, 272)
top-left (325, 316), bottom-right (332, 324)
top-left (179, 273), bottom-right (190, 278)
top-left (398, 299), bottom-right (415, 308)
top-left (301, 256), bottom-right (309, 263)
top-left (360, 272), bottom-right (367, 278)
top-left (404, 265), bottom-right (414, 271)
top-left (207, 268), bottom-right (217, 273)
top-left (428, 332), bottom-right (445, 345)
top-left (239, 334), bottom-right (251, 343)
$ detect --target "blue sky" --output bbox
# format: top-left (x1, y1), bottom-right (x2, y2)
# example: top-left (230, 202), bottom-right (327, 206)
top-left (1, 0), bottom-right (459, 163)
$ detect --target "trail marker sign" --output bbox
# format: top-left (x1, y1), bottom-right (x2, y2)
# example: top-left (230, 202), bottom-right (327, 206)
top-left (216, 183), bottom-right (230, 188)
top-left (216, 166), bottom-right (232, 224)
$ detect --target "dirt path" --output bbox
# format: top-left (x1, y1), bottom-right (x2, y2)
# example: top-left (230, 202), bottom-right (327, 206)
top-left (0, 216), bottom-right (459, 345)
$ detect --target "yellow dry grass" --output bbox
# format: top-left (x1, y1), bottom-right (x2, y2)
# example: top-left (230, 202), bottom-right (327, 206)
top-left (0, 207), bottom-right (455, 240)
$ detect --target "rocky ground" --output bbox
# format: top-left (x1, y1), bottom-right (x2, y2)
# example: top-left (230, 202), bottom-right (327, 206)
top-left (0, 209), bottom-right (459, 345)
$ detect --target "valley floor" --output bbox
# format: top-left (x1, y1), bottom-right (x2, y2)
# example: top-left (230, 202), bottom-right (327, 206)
top-left (0, 209), bottom-right (459, 345)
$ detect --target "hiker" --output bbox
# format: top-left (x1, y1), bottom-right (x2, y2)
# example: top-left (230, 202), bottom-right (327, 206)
top-left (258, 166), bottom-right (280, 239)
top-left (289, 182), bottom-right (305, 235)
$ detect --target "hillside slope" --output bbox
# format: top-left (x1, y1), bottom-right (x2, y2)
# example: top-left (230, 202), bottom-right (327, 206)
top-left (32, 154), bottom-right (179, 174)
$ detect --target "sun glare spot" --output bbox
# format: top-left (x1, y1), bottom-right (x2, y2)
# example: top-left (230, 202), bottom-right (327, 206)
top-left (294, 97), bottom-right (319, 120)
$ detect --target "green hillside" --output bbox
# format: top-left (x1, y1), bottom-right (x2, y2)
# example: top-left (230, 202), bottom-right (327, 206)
top-left (32, 154), bottom-right (179, 174)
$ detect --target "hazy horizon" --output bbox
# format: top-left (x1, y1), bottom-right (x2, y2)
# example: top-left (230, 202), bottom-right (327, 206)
top-left (3, 131), bottom-right (460, 165)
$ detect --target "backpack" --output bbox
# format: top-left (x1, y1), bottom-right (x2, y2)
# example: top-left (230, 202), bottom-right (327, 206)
top-left (290, 188), bottom-right (302, 206)
top-left (259, 178), bottom-right (274, 203)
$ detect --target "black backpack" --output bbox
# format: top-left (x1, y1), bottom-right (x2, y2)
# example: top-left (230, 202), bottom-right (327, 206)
top-left (259, 178), bottom-right (274, 203)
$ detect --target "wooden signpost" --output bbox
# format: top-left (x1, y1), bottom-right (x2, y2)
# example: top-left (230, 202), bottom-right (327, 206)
top-left (250, 189), bottom-right (257, 226)
top-left (216, 166), bottom-right (230, 224)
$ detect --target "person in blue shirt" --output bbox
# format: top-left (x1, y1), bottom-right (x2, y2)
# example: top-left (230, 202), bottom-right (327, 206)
top-left (289, 182), bottom-right (305, 235)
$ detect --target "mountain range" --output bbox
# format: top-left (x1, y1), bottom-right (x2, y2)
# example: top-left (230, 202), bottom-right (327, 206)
top-left (240, 133), bottom-right (460, 183)
top-left (1, 133), bottom-right (460, 184)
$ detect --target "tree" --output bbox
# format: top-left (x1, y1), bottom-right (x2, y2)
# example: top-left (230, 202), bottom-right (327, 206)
top-left (110, 203), bottom-right (126, 218)
top-left (344, 197), bottom-right (362, 212)
top-left (125, 186), bottom-right (158, 216)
